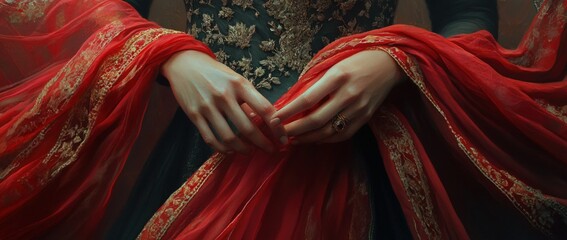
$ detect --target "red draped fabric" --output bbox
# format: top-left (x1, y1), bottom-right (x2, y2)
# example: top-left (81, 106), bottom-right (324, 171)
top-left (0, 0), bottom-right (212, 238)
top-left (140, 0), bottom-right (567, 239)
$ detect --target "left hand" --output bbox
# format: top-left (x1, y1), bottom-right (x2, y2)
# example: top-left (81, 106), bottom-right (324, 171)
top-left (275, 50), bottom-right (403, 144)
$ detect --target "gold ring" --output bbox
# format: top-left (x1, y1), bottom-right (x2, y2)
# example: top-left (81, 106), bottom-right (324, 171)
top-left (331, 113), bottom-right (349, 133)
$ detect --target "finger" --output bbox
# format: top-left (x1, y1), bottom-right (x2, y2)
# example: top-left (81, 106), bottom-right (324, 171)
top-left (291, 123), bottom-right (336, 144)
top-left (321, 106), bottom-right (370, 143)
top-left (240, 103), bottom-right (256, 119)
top-left (296, 103), bottom-right (364, 144)
top-left (283, 93), bottom-right (351, 136)
top-left (225, 101), bottom-right (275, 152)
top-left (237, 84), bottom-right (276, 121)
top-left (275, 69), bottom-right (344, 121)
top-left (238, 86), bottom-right (288, 144)
top-left (204, 107), bottom-right (250, 153)
top-left (189, 113), bottom-right (230, 152)
top-left (322, 118), bottom-right (367, 143)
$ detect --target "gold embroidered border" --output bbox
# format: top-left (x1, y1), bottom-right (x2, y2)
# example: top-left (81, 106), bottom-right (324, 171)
top-left (381, 46), bottom-right (567, 235)
top-left (0, 20), bottom-right (125, 180)
top-left (301, 35), bottom-right (401, 77)
top-left (509, 1), bottom-right (565, 67)
top-left (2, 25), bottom-right (183, 188)
top-left (138, 153), bottom-right (226, 240)
top-left (3, 0), bottom-right (53, 24)
top-left (535, 99), bottom-right (567, 124)
top-left (47, 27), bottom-right (183, 178)
top-left (376, 108), bottom-right (442, 239)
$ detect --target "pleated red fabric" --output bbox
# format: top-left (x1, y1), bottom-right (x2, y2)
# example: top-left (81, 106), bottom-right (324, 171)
top-left (0, 1), bottom-right (212, 238)
top-left (140, 0), bottom-right (566, 239)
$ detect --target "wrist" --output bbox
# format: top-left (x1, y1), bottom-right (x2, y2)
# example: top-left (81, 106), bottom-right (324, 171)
top-left (161, 50), bottom-right (211, 80)
top-left (366, 49), bottom-right (405, 87)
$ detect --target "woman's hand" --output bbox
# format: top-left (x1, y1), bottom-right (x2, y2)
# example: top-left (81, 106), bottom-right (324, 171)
top-left (275, 50), bottom-right (403, 144)
top-left (162, 50), bottom-right (284, 153)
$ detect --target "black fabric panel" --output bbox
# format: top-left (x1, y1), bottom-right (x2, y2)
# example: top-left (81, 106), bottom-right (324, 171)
top-left (106, 110), bottom-right (212, 240)
top-left (427, 0), bottom-right (498, 38)
top-left (124, 0), bottom-right (153, 18)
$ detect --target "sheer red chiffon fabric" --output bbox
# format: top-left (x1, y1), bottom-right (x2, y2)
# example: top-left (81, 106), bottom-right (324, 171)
top-left (140, 0), bottom-right (567, 239)
top-left (0, 0), bottom-right (211, 238)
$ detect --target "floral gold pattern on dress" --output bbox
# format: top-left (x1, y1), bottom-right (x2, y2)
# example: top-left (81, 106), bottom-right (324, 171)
top-left (376, 108), bottom-right (442, 239)
top-left (383, 45), bottom-right (567, 236)
top-left (139, 153), bottom-right (226, 240)
top-left (186, 0), bottom-right (396, 91)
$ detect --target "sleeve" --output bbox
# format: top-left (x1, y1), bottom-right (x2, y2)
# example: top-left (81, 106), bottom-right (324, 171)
top-left (425, 0), bottom-right (498, 38)
top-left (124, 0), bottom-right (154, 18)
top-left (124, 0), bottom-right (172, 85)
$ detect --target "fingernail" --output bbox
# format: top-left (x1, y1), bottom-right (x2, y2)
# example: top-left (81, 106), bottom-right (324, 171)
top-left (271, 118), bottom-right (281, 126)
top-left (249, 112), bottom-right (257, 118)
top-left (280, 136), bottom-right (288, 145)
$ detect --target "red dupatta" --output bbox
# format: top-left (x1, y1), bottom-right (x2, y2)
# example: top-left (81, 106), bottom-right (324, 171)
top-left (140, 0), bottom-right (567, 239)
top-left (0, 0), bottom-right (212, 238)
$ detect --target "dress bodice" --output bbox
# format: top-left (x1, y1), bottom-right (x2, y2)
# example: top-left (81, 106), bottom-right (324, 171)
top-left (186, 0), bottom-right (397, 101)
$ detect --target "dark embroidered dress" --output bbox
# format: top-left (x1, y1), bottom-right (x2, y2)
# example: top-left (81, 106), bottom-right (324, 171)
top-left (110, 0), bottom-right (497, 238)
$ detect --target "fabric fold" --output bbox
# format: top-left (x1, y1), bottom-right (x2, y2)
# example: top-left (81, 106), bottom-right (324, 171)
top-left (140, 0), bottom-right (566, 238)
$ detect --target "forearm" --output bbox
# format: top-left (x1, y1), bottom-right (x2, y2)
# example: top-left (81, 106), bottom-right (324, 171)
top-left (426, 0), bottom-right (498, 38)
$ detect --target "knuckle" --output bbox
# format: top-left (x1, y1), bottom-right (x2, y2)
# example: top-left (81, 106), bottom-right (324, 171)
top-left (300, 95), bottom-right (316, 107)
top-left (330, 67), bottom-right (350, 81)
top-left (343, 88), bottom-right (360, 102)
top-left (211, 90), bottom-right (227, 102)
top-left (196, 104), bottom-right (211, 113)
top-left (257, 104), bottom-right (273, 115)
top-left (308, 116), bottom-right (326, 127)
top-left (229, 76), bottom-right (247, 86)
top-left (202, 136), bottom-right (215, 146)
top-left (222, 134), bottom-right (237, 143)
top-left (185, 109), bottom-right (199, 119)
top-left (354, 99), bottom-right (369, 111)
top-left (240, 125), bottom-right (256, 135)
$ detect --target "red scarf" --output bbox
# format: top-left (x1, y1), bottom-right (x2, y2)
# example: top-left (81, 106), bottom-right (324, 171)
top-left (140, 0), bottom-right (567, 239)
top-left (0, 0), bottom-right (212, 238)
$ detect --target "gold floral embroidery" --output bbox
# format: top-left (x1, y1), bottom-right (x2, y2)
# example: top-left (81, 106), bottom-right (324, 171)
top-left (139, 153), bottom-right (226, 240)
top-left (1, 25), bottom-right (183, 188)
top-left (535, 99), bottom-right (567, 124)
top-left (509, 1), bottom-right (565, 67)
top-left (1, 21), bottom-right (125, 180)
top-left (186, 0), bottom-right (396, 91)
top-left (233, 0), bottom-right (254, 10)
top-left (382, 46), bottom-right (567, 236)
top-left (226, 22), bottom-right (256, 48)
top-left (3, 0), bottom-right (53, 24)
top-left (376, 108), bottom-right (442, 239)
top-left (49, 27), bottom-right (183, 178)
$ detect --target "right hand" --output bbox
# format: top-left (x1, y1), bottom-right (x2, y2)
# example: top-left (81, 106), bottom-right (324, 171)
top-left (162, 50), bottom-right (284, 153)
